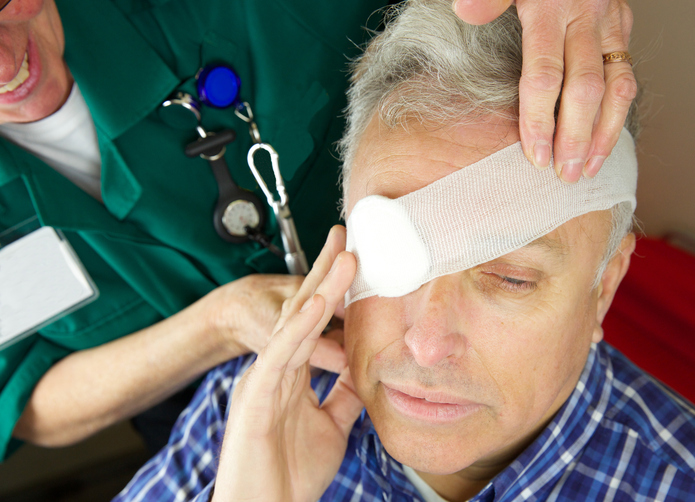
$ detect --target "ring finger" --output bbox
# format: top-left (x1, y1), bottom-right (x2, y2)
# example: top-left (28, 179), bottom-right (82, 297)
top-left (584, 4), bottom-right (636, 177)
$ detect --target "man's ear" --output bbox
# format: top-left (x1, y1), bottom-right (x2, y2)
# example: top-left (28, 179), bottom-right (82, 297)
top-left (592, 233), bottom-right (636, 343)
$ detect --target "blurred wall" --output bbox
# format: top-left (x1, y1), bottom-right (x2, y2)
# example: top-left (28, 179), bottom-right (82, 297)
top-left (630, 0), bottom-right (695, 237)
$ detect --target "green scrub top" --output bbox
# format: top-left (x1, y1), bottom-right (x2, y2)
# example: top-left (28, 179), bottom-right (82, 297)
top-left (0, 0), bottom-right (386, 460)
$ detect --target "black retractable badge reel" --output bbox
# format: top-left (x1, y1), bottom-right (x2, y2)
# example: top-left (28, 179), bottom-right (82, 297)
top-left (159, 65), bottom-right (268, 244)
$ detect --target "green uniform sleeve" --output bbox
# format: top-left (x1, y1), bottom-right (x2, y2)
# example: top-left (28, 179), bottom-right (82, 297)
top-left (0, 337), bottom-right (69, 460)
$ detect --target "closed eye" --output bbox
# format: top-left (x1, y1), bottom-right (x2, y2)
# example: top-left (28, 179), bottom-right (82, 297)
top-left (497, 275), bottom-right (537, 292)
top-left (502, 276), bottom-right (526, 285)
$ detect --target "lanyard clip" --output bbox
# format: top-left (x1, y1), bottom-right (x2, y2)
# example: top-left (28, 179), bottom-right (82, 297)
top-left (235, 101), bottom-right (262, 144)
top-left (248, 143), bottom-right (287, 208)
top-left (247, 143), bottom-right (309, 275)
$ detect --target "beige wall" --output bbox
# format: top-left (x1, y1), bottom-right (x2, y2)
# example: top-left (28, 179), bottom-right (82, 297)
top-left (630, 0), bottom-right (695, 237)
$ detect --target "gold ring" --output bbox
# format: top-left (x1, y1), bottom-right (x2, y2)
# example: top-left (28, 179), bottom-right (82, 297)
top-left (603, 51), bottom-right (633, 66)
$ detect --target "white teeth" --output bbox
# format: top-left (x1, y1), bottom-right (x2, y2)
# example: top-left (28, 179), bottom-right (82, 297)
top-left (0, 52), bottom-right (30, 94)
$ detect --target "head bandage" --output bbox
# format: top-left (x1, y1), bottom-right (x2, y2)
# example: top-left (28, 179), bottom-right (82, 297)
top-left (345, 128), bottom-right (637, 306)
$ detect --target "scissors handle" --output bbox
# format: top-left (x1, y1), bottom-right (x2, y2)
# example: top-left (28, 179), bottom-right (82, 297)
top-left (247, 142), bottom-right (309, 275)
top-left (274, 204), bottom-right (309, 275)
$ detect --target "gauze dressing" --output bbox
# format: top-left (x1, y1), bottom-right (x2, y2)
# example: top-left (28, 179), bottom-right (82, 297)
top-left (345, 128), bottom-right (637, 305)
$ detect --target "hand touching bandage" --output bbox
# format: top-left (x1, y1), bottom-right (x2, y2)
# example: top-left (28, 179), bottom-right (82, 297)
top-left (212, 227), bottom-right (363, 502)
top-left (453, 0), bottom-right (636, 182)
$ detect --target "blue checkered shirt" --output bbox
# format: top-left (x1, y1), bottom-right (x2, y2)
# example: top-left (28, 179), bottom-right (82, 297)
top-left (114, 342), bottom-right (695, 501)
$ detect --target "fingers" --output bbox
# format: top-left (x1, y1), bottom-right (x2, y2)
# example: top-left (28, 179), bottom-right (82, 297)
top-left (275, 226), bottom-right (347, 329)
top-left (285, 251), bottom-right (356, 370)
top-left (254, 249), bottom-right (357, 395)
top-left (333, 300), bottom-right (346, 321)
top-left (585, 3), bottom-right (636, 178)
top-left (310, 337), bottom-right (347, 374)
top-left (253, 294), bottom-right (326, 398)
top-left (553, 10), bottom-right (605, 182)
top-left (321, 367), bottom-right (364, 438)
top-left (310, 317), bottom-right (346, 372)
top-left (516, 0), bottom-right (635, 182)
top-left (516, 0), bottom-right (566, 171)
top-left (452, 0), bottom-right (515, 25)
top-left (584, 60), bottom-right (636, 177)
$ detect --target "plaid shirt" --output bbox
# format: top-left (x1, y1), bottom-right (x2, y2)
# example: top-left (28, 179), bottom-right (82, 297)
top-left (114, 342), bottom-right (695, 501)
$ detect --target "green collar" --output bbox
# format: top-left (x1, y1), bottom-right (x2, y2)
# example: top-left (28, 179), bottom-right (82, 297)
top-left (2, 141), bottom-right (158, 243)
top-left (43, 0), bottom-right (182, 222)
top-left (0, 1), bottom-right (181, 234)
top-left (59, 0), bottom-right (179, 141)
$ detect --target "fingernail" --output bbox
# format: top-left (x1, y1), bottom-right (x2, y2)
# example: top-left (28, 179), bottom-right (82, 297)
top-left (533, 142), bottom-right (551, 170)
top-left (300, 296), bottom-right (314, 313)
top-left (583, 156), bottom-right (605, 178)
top-left (327, 254), bottom-right (342, 276)
top-left (560, 161), bottom-right (584, 183)
top-left (322, 228), bottom-right (334, 250)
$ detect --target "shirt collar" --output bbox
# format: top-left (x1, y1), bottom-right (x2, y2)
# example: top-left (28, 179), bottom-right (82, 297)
top-left (355, 411), bottom-right (424, 500)
top-left (491, 342), bottom-right (612, 500)
top-left (356, 413), bottom-right (392, 484)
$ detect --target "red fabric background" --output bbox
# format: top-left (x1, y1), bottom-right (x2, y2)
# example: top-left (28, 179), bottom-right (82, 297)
top-left (603, 237), bottom-right (695, 404)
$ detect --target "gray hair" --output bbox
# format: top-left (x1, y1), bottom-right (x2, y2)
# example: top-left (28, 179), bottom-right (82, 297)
top-left (338, 0), bottom-right (637, 287)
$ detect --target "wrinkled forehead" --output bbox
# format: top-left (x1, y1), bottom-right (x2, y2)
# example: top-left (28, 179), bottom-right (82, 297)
top-left (345, 118), bottom-right (521, 217)
top-left (344, 123), bottom-right (637, 306)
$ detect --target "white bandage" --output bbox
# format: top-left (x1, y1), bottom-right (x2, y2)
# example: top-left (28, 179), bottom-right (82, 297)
top-left (345, 128), bottom-right (637, 306)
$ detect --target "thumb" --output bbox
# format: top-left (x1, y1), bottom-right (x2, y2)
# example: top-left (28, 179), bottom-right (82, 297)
top-left (453, 0), bottom-right (515, 26)
top-left (321, 367), bottom-right (364, 438)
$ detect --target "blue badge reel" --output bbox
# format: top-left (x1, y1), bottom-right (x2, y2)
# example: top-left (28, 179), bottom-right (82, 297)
top-left (197, 65), bottom-right (241, 108)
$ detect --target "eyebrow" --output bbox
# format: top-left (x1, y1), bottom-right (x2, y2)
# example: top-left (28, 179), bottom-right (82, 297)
top-left (522, 235), bottom-right (570, 258)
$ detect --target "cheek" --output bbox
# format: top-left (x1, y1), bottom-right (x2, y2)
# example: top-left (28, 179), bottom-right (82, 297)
top-left (6, 0), bottom-right (46, 20)
top-left (344, 298), bottom-right (404, 389)
top-left (482, 288), bottom-right (597, 420)
top-left (34, 1), bottom-right (65, 53)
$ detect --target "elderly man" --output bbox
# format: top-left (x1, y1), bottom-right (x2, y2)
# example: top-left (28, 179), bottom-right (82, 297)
top-left (116, 2), bottom-right (695, 501)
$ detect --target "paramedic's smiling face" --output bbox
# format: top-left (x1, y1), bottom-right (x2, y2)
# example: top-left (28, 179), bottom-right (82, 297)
top-left (0, 0), bottom-right (71, 124)
top-left (343, 116), bottom-right (634, 482)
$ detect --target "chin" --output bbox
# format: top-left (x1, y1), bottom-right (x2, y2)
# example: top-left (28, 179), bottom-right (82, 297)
top-left (368, 404), bottom-right (484, 475)
top-left (21, 81), bottom-right (70, 123)
top-left (381, 430), bottom-right (476, 475)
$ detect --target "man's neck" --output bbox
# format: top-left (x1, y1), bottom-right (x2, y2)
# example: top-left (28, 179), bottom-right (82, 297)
top-left (416, 469), bottom-right (490, 502)
top-left (413, 408), bottom-right (561, 501)
top-left (415, 454), bottom-right (512, 502)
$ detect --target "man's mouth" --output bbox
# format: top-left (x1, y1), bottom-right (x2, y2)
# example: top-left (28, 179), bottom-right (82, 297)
top-left (0, 52), bottom-right (30, 94)
top-left (381, 382), bottom-right (482, 423)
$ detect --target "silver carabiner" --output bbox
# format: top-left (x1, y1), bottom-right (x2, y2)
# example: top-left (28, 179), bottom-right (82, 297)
top-left (247, 143), bottom-right (288, 208)
top-left (247, 143), bottom-right (309, 275)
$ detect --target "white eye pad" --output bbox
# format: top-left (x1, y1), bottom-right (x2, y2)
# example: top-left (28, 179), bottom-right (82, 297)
top-left (345, 128), bottom-right (637, 306)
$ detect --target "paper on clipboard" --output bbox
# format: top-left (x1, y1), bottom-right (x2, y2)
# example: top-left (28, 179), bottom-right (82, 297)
top-left (0, 227), bottom-right (98, 349)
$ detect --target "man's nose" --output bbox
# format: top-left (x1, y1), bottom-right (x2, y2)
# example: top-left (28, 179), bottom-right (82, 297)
top-left (403, 277), bottom-right (466, 368)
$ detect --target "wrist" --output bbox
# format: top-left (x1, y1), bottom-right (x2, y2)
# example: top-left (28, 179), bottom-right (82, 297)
top-left (194, 288), bottom-right (249, 362)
